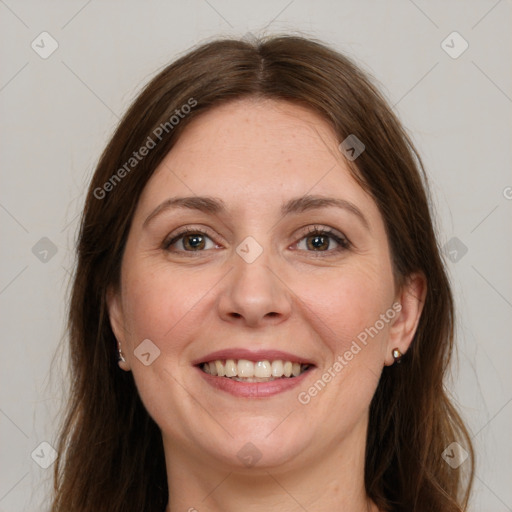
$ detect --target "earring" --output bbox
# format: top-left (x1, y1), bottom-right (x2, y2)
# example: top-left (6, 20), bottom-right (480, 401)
top-left (391, 348), bottom-right (403, 364)
top-left (118, 344), bottom-right (126, 363)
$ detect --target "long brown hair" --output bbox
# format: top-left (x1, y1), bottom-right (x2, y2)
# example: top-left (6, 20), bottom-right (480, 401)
top-left (51, 34), bottom-right (474, 511)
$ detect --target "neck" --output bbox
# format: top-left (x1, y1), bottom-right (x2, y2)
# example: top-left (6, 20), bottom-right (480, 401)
top-left (162, 416), bottom-right (378, 512)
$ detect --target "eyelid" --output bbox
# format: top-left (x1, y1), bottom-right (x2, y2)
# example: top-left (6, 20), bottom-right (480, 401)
top-left (162, 225), bottom-right (220, 250)
top-left (300, 224), bottom-right (347, 239)
top-left (294, 224), bottom-right (351, 252)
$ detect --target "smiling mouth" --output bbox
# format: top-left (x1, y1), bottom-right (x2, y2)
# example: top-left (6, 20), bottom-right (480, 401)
top-left (199, 359), bottom-right (313, 382)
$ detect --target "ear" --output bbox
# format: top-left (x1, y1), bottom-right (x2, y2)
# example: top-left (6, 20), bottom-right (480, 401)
top-left (106, 285), bottom-right (130, 371)
top-left (385, 272), bottom-right (427, 366)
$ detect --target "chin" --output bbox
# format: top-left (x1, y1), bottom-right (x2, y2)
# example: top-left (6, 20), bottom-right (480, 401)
top-left (201, 417), bottom-right (313, 471)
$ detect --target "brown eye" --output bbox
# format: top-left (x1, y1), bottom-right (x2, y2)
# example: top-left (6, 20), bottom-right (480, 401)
top-left (306, 233), bottom-right (331, 251)
top-left (181, 233), bottom-right (207, 251)
top-left (163, 229), bottom-right (216, 252)
top-left (296, 226), bottom-right (351, 254)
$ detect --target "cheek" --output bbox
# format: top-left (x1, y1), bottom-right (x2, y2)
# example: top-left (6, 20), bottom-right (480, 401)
top-left (119, 263), bottom-right (212, 435)
top-left (120, 261), bottom-right (209, 350)
top-left (299, 267), bottom-right (395, 412)
top-left (298, 262), bottom-right (394, 354)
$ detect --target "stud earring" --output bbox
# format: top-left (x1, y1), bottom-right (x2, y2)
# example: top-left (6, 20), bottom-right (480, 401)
top-left (392, 347), bottom-right (403, 364)
top-left (118, 344), bottom-right (126, 363)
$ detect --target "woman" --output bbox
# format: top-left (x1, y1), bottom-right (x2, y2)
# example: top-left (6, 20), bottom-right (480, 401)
top-left (51, 35), bottom-right (474, 511)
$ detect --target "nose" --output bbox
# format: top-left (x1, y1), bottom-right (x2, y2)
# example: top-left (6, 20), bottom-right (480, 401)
top-left (217, 248), bottom-right (292, 328)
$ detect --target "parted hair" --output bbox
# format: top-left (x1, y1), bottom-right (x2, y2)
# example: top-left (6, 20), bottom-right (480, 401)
top-left (51, 34), bottom-right (474, 512)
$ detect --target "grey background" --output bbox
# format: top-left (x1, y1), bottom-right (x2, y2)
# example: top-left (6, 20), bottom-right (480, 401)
top-left (0, 1), bottom-right (511, 510)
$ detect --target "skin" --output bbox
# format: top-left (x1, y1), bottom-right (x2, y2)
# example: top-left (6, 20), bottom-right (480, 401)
top-left (108, 98), bottom-right (426, 512)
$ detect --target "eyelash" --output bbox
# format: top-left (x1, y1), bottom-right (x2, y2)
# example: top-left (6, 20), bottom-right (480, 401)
top-left (302, 225), bottom-right (351, 251)
top-left (162, 225), bottom-right (351, 256)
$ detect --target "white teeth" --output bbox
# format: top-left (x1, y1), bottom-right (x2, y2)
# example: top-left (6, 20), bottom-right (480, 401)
top-left (225, 359), bottom-right (237, 377)
top-left (271, 360), bottom-right (284, 377)
top-left (254, 360), bottom-right (271, 378)
top-left (200, 358), bottom-right (310, 380)
top-left (237, 359), bottom-right (254, 378)
top-left (215, 360), bottom-right (225, 377)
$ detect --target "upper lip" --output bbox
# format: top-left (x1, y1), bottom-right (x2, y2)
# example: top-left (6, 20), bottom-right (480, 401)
top-left (192, 348), bottom-right (316, 366)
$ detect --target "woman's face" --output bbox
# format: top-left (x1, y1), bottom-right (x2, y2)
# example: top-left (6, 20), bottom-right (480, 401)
top-left (108, 98), bottom-right (422, 473)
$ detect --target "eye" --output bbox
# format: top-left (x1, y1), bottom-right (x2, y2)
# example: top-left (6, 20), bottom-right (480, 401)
top-left (162, 225), bottom-right (351, 256)
top-left (163, 228), bottom-right (219, 253)
top-left (295, 225), bottom-right (351, 254)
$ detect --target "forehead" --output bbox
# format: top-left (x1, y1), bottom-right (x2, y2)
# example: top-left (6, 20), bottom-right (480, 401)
top-left (136, 98), bottom-right (376, 220)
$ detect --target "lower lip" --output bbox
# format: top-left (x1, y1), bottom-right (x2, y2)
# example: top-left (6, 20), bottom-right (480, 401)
top-left (196, 366), bottom-right (314, 398)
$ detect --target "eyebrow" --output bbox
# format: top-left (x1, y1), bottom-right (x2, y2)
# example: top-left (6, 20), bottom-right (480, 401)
top-left (143, 194), bottom-right (370, 230)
